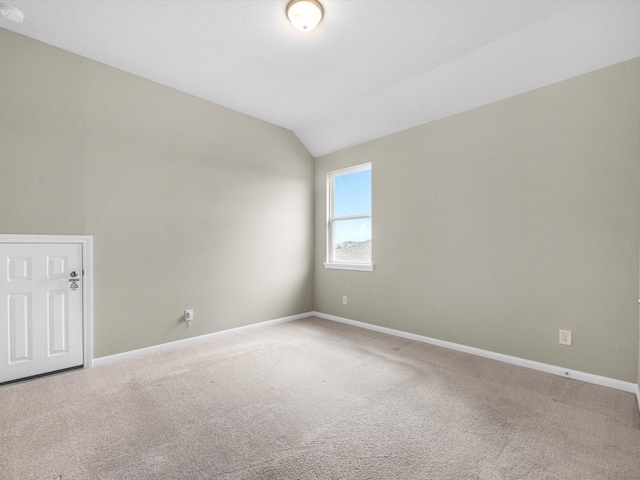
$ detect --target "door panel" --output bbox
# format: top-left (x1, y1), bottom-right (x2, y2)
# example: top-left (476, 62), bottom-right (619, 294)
top-left (8, 293), bottom-right (32, 363)
top-left (8, 257), bottom-right (31, 281)
top-left (1, 243), bottom-right (83, 383)
top-left (47, 256), bottom-right (68, 279)
top-left (48, 290), bottom-right (69, 355)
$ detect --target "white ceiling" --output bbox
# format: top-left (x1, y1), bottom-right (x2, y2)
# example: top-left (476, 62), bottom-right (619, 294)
top-left (1, 1), bottom-right (639, 157)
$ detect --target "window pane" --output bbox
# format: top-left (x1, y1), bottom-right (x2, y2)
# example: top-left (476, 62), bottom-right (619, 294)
top-left (332, 218), bottom-right (371, 263)
top-left (334, 169), bottom-right (371, 217)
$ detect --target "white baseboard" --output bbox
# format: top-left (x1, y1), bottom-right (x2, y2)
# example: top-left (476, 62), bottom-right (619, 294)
top-left (92, 310), bottom-right (640, 404)
top-left (312, 311), bottom-right (638, 395)
top-left (92, 311), bottom-right (313, 366)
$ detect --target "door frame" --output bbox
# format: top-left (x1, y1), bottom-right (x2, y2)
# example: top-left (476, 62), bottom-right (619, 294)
top-left (0, 234), bottom-right (94, 369)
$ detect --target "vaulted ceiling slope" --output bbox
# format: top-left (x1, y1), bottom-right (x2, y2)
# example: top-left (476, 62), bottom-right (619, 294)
top-left (1, 1), bottom-right (639, 157)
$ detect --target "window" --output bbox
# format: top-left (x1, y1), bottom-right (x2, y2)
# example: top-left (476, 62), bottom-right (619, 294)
top-left (325, 163), bottom-right (373, 271)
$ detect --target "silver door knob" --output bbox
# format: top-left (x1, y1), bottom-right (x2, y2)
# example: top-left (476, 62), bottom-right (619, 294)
top-left (70, 271), bottom-right (79, 278)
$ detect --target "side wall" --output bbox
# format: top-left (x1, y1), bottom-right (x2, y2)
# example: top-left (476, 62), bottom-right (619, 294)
top-left (0, 29), bottom-right (314, 358)
top-left (315, 58), bottom-right (640, 383)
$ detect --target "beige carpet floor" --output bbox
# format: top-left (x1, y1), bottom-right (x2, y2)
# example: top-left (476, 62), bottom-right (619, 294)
top-left (1, 316), bottom-right (639, 479)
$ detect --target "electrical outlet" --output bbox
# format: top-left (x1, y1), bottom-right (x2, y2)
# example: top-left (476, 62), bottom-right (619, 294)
top-left (184, 309), bottom-right (194, 322)
top-left (342, 295), bottom-right (348, 305)
top-left (559, 329), bottom-right (572, 346)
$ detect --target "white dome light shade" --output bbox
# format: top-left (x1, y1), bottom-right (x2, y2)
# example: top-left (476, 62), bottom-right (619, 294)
top-left (287, 0), bottom-right (323, 32)
top-left (0, 4), bottom-right (25, 22)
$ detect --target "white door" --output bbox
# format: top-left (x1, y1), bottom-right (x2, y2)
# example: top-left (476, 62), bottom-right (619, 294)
top-left (0, 243), bottom-right (84, 384)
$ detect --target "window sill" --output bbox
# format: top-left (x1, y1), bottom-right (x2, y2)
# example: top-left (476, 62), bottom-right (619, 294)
top-left (324, 262), bottom-right (374, 272)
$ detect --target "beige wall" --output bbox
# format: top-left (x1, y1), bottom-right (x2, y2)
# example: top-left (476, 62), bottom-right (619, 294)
top-left (0, 29), bottom-right (314, 357)
top-left (315, 59), bottom-right (640, 383)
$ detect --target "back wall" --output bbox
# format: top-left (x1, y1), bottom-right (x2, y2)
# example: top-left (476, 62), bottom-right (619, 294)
top-left (315, 58), bottom-right (640, 383)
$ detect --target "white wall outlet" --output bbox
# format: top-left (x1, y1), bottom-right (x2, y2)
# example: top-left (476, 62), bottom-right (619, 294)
top-left (342, 295), bottom-right (348, 305)
top-left (559, 329), bottom-right (572, 346)
top-left (184, 309), bottom-right (194, 322)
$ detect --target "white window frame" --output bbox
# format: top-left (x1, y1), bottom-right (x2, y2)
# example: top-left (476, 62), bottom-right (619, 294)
top-left (324, 163), bottom-right (373, 272)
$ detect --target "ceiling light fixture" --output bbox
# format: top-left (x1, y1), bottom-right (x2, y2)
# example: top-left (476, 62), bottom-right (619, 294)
top-left (287, 0), bottom-right (323, 32)
top-left (0, 3), bottom-right (25, 22)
